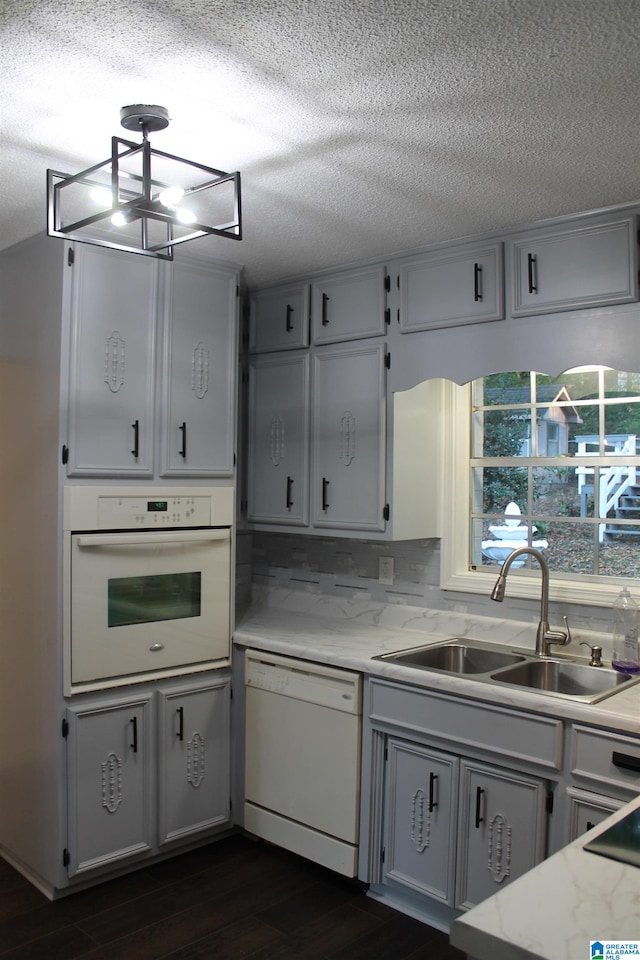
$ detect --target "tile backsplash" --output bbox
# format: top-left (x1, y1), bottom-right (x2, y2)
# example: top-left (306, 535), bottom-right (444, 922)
top-left (242, 531), bottom-right (614, 639)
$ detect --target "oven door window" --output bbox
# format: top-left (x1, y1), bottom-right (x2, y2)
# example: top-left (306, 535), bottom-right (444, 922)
top-left (108, 572), bottom-right (202, 628)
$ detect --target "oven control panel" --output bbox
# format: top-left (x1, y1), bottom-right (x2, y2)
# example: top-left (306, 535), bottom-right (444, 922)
top-left (97, 495), bottom-right (211, 528)
top-left (64, 486), bottom-right (234, 531)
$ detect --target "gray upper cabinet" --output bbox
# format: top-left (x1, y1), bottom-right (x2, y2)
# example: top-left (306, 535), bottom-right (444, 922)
top-left (247, 352), bottom-right (310, 526)
top-left (508, 213), bottom-right (638, 317)
top-left (311, 265), bottom-right (388, 344)
top-left (398, 241), bottom-right (504, 333)
top-left (249, 282), bottom-right (310, 352)
top-left (312, 341), bottom-right (387, 532)
top-left (66, 245), bottom-right (238, 479)
top-left (66, 244), bottom-right (158, 477)
top-left (160, 259), bottom-right (237, 478)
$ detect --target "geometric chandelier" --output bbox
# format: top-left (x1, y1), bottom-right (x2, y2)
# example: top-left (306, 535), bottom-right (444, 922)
top-left (47, 105), bottom-right (242, 260)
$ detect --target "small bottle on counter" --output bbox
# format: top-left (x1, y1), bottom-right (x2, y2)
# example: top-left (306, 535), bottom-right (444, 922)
top-left (612, 586), bottom-right (640, 674)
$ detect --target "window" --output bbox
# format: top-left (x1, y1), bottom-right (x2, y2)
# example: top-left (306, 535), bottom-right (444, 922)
top-left (441, 367), bottom-right (640, 607)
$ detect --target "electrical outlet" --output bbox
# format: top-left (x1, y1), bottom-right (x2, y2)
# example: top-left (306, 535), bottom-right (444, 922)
top-left (379, 556), bottom-right (394, 585)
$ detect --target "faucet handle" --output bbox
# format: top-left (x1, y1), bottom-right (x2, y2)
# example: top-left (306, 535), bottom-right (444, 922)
top-left (562, 614), bottom-right (572, 644)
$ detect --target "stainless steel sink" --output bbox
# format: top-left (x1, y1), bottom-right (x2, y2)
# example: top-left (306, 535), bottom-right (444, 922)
top-left (490, 659), bottom-right (635, 702)
top-left (374, 636), bottom-right (640, 703)
top-left (376, 638), bottom-right (526, 674)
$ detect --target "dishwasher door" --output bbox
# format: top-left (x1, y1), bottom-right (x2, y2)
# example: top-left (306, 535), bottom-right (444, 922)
top-left (244, 649), bottom-right (362, 876)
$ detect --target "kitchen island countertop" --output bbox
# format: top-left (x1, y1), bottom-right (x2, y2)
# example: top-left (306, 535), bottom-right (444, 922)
top-left (449, 793), bottom-right (640, 960)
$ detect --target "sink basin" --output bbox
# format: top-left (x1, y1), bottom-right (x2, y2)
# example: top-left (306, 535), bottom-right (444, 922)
top-left (375, 637), bottom-right (640, 704)
top-left (376, 638), bottom-right (526, 675)
top-left (491, 659), bottom-right (636, 703)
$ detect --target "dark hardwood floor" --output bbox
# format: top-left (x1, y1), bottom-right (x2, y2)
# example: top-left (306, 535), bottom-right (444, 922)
top-left (0, 834), bottom-right (466, 959)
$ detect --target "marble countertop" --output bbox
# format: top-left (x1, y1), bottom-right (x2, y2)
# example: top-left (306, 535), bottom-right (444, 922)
top-left (234, 589), bottom-right (640, 735)
top-left (449, 794), bottom-right (640, 960)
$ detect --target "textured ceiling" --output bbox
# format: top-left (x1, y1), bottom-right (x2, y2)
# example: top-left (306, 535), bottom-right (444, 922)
top-left (1, 0), bottom-right (640, 287)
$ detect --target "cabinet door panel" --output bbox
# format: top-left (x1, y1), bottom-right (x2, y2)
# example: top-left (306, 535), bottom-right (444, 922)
top-left (400, 242), bottom-right (503, 332)
top-left (161, 261), bottom-right (237, 477)
top-left (66, 245), bottom-right (157, 477)
top-left (383, 739), bottom-right (458, 906)
top-left (158, 679), bottom-right (230, 844)
top-left (312, 343), bottom-right (386, 531)
top-left (312, 266), bottom-right (387, 344)
top-left (66, 697), bottom-right (153, 877)
top-left (509, 215), bottom-right (637, 316)
top-left (248, 353), bottom-right (310, 525)
top-left (566, 787), bottom-right (623, 842)
top-left (250, 284), bottom-right (309, 352)
top-left (456, 760), bottom-right (547, 911)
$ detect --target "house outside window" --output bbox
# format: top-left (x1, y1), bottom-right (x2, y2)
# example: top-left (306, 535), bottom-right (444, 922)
top-left (441, 366), bottom-right (640, 608)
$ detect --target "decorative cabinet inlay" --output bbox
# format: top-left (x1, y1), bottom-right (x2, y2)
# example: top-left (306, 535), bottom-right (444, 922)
top-left (339, 411), bottom-right (356, 465)
top-left (487, 813), bottom-right (512, 883)
top-left (191, 342), bottom-right (210, 399)
top-left (410, 788), bottom-right (431, 851)
top-left (104, 331), bottom-right (126, 393)
top-left (101, 751), bottom-right (123, 813)
top-left (187, 733), bottom-right (205, 789)
top-left (270, 416), bottom-right (285, 466)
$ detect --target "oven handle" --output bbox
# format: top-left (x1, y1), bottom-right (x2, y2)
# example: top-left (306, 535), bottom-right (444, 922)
top-left (76, 530), bottom-right (230, 547)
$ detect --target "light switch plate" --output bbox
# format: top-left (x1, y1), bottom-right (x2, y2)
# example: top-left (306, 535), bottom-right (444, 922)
top-left (379, 556), bottom-right (394, 585)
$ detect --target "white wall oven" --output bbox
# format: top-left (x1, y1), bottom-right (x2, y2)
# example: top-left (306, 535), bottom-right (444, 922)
top-left (63, 486), bottom-right (233, 694)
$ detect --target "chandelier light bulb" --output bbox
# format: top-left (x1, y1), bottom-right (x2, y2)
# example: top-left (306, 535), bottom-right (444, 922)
top-left (90, 186), bottom-right (113, 206)
top-left (159, 185), bottom-right (185, 207)
top-left (111, 211), bottom-right (129, 227)
top-left (175, 207), bottom-right (197, 225)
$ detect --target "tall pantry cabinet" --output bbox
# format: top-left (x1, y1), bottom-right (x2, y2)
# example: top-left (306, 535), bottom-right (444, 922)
top-left (0, 233), bottom-right (239, 897)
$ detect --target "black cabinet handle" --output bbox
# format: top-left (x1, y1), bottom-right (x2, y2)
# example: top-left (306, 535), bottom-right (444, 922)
top-left (322, 293), bottom-right (330, 325)
top-left (527, 252), bottom-right (538, 294)
top-left (176, 706), bottom-right (184, 741)
top-left (131, 419), bottom-right (140, 459)
top-left (322, 477), bottom-right (330, 511)
top-left (474, 262), bottom-right (482, 302)
top-left (286, 476), bottom-right (294, 510)
top-left (286, 304), bottom-right (294, 332)
top-left (475, 786), bottom-right (485, 828)
top-left (612, 751), bottom-right (640, 772)
top-left (428, 771), bottom-right (438, 813)
top-left (179, 421), bottom-right (187, 459)
top-left (130, 716), bottom-right (138, 753)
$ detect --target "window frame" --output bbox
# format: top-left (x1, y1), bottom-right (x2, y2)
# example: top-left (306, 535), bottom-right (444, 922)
top-left (440, 378), bottom-right (640, 608)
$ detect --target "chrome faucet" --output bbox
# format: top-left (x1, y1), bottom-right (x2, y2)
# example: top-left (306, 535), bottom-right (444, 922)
top-left (490, 547), bottom-right (571, 657)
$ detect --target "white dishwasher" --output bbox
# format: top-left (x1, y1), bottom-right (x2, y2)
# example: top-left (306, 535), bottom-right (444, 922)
top-left (244, 649), bottom-right (362, 877)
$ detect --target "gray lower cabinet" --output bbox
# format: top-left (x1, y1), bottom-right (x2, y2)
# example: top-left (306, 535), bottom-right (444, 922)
top-left (507, 213), bottom-right (638, 317)
top-left (363, 678), bottom-right (561, 926)
top-left (398, 241), bottom-right (503, 332)
top-left (381, 739), bottom-right (547, 915)
top-left (157, 677), bottom-right (231, 844)
top-left (566, 723), bottom-right (640, 842)
top-left (455, 759), bottom-right (547, 910)
top-left (66, 692), bottom-right (154, 877)
top-left (566, 787), bottom-right (623, 841)
top-left (66, 675), bottom-right (230, 881)
top-left (383, 738), bottom-right (459, 906)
